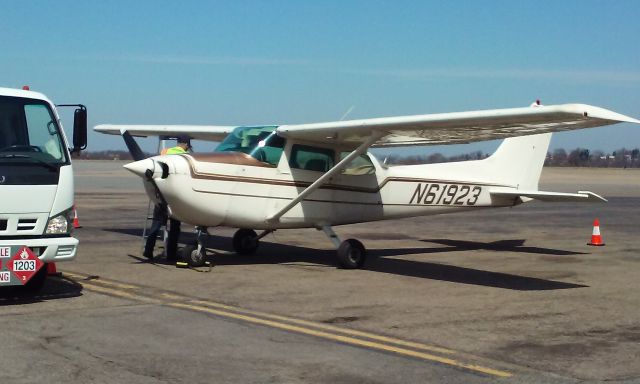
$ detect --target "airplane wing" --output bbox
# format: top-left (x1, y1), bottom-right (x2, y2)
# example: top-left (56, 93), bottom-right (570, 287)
top-left (95, 104), bottom-right (638, 147)
top-left (276, 104), bottom-right (640, 147)
top-left (94, 124), bottom-right (235, 142)
top-left (490, 189), bottom-right (607, 203)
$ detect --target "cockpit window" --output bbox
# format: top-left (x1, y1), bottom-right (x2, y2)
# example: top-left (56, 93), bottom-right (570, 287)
top-left (215, 126), bottom-right (285, 166)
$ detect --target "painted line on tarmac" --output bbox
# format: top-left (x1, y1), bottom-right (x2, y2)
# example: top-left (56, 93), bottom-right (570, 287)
top-left (186, 299), bottom-right (456, 355)
top-left (64, 272), bottom-right (138, 290)
top-left (79, 281), bottom-right (164, 305)
top-left (167, 301), bottom-right (512, 378)
top-left (66, 272), bottom-right (512, 378)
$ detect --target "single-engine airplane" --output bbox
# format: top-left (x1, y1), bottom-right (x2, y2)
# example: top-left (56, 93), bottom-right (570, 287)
top-left (95, 102), bottom-right (639, 268)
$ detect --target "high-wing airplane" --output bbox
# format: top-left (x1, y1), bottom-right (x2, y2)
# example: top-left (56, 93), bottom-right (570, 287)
top-left (95, 102), bottom-right (639, 268)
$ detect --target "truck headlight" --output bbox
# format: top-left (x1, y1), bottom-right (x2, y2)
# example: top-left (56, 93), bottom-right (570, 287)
top-left (45, 209), bottom-right (73, 235)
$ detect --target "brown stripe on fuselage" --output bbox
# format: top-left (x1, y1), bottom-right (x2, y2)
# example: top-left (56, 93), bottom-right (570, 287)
top-left (182, 154), bottom-right (513, 193)
top-left (191, 152), bottom-right (275, 168)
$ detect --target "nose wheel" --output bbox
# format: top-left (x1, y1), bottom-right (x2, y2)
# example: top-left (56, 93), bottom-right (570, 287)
top-left (180, 244), bottom-right (206, 267)
top-left (180, 226), bottom-right (208, 267)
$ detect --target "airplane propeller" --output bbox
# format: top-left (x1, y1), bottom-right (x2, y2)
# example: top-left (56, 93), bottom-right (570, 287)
top-left (121, 131), bottom-right (146, 161)
top-left (120, 131), bottom-right (171, 208)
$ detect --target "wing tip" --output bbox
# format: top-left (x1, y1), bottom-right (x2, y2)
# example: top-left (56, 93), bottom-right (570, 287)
top-left (93, 124), bottom-right (119, 134)
top-left (575, 104), bottom-right (640, 124)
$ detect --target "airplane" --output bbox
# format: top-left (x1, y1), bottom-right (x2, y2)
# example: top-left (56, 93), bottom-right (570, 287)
top-left (95, 101), bottom-right (639, 269)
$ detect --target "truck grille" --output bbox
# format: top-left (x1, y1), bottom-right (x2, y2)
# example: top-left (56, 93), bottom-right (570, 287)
top-left (56, 245), bottom-right (75, 257)
top-left (0, 214), bottom-right (47, 235)
top-left (17, 218), bottom-right (38, 231)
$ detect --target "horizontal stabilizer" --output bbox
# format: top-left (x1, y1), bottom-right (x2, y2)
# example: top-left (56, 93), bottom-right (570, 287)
top-left (490, 189), bottom-right (607, 203)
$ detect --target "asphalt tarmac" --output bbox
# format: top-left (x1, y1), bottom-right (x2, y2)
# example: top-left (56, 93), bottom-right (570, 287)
top-left (1, 161), bottom-right (639, 383)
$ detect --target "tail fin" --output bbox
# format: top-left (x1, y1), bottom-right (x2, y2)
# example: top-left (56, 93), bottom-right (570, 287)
top-left (483, 133), bottom-right (552, 190)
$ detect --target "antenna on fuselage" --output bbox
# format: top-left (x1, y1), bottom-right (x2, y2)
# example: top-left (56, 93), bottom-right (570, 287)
top-left (340, 105), bottom-right (356, 121)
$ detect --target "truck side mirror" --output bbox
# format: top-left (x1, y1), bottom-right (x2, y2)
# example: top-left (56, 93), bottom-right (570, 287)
top-left (72, 105), bottom-right (87, 153)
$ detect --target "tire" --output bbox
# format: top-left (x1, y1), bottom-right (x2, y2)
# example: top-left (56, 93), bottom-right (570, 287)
top-left (337, 239), bottom-right (366, 269)
top-left (23, 264), bottom-right (48, 293)
top-left (180, 244), bottom-right (206, 267)
top-left (232, 229), bottom-right (259, 255)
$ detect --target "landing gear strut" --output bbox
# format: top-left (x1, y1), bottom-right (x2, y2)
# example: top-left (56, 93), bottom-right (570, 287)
top-left (320, 226), bottom-right (367, 269)
top-left (180, 226), bottom-right (208, 267)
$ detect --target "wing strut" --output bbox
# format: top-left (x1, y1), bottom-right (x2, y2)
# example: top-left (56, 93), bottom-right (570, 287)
top-left (266, 131), bottom-right (384, 224)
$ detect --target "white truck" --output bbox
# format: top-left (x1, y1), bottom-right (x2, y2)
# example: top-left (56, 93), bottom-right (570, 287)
top-left (0, 86), bottom-right (87, 291)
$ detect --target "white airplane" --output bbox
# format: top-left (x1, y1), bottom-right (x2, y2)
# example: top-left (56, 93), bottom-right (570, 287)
top-left (95, 102), bottom-right (639, 268)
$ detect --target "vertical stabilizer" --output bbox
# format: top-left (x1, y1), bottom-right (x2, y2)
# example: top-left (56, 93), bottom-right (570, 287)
top-left (483, 133), bottom-right (552, 190)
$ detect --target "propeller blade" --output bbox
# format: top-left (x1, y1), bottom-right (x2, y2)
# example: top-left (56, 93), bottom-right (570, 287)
top-left (122, 130), bottom-right (147, 161)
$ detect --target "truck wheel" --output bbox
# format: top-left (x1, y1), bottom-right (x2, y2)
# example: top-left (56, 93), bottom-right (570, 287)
top-left (23, 264), bottom-right (48, 293)
top-left (337, 239), bottom-right (366, 269)
top-left (180, 244), bottom-right (206, 267)
top-left (232, 229), bottom-right (259, 255)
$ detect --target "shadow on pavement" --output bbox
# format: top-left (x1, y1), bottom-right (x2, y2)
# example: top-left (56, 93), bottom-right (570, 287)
top-left (420, 238), bottom-right (588, 256)
top-left (103, 228), bottom-right (588, 291)
top-left (0, 275), bottom-right (83, 305)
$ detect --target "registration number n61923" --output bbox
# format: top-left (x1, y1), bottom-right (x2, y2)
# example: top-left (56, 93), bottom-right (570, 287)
top-left (409, 183), bottom-right (482, 206)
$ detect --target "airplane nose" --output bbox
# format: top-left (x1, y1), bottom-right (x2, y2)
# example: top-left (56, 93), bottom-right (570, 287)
top-left (123, 159), bottom-right (155, 178)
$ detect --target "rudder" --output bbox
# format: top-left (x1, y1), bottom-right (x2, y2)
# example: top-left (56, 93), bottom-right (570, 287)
top-left (483, 133), bottom-right (552, 190)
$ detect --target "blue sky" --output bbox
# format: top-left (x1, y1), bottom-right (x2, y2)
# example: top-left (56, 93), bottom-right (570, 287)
top-left (1, 1), bottom-right (639, 155)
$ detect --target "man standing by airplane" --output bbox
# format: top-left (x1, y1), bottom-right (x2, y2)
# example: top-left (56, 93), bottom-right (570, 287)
top-left (143, 136), bottom-right (190, 261)
top-left (161, 136), bottom-right (191, 155)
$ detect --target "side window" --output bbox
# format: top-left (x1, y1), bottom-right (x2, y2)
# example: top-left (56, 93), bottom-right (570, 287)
top-left (24, 104), bottom-right (64, 161)
top-left (289, 145), bottom-right (335, 172)
top-left (340, 153), bottom-right (375, 175)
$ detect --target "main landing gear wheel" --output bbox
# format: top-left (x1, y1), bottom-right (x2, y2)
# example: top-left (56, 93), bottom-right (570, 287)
top-left (180, 244), bottom-right (207, 267)
top-left (232, 229), bottom-right (259, 255)
top-left (337, 239), bottom-right (366, 269)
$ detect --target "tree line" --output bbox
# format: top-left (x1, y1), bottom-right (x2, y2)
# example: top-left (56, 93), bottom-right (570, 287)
top-left (76, 147), bottom-right (640, 168)
top-left (384, 147), bottom-right (640, 168)
top-left (73, 150), bottom-right (149, 160)
top-left (545, 148), bottom-right (640, 167)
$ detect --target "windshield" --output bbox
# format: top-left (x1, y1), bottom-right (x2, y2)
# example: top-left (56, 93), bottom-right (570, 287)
top-left (215, 126), bottom-right (285, 166)
top-left (0, 96), bottom-right (68, 165)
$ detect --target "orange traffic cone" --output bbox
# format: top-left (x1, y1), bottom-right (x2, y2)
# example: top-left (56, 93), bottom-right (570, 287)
top-left (587, 219), bottom-right (605, 246)
top-left (72, 205), bottom-right (82, 229)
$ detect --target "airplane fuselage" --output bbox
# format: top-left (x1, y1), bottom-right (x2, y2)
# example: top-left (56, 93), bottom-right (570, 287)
top-left (136, 150), bottom-right (518, 230)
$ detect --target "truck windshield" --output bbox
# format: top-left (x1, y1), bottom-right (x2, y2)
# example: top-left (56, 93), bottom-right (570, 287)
top-left (0, 96), bottom-right (68, 165)
top-left (215, 126), bottom-right (285, 166)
